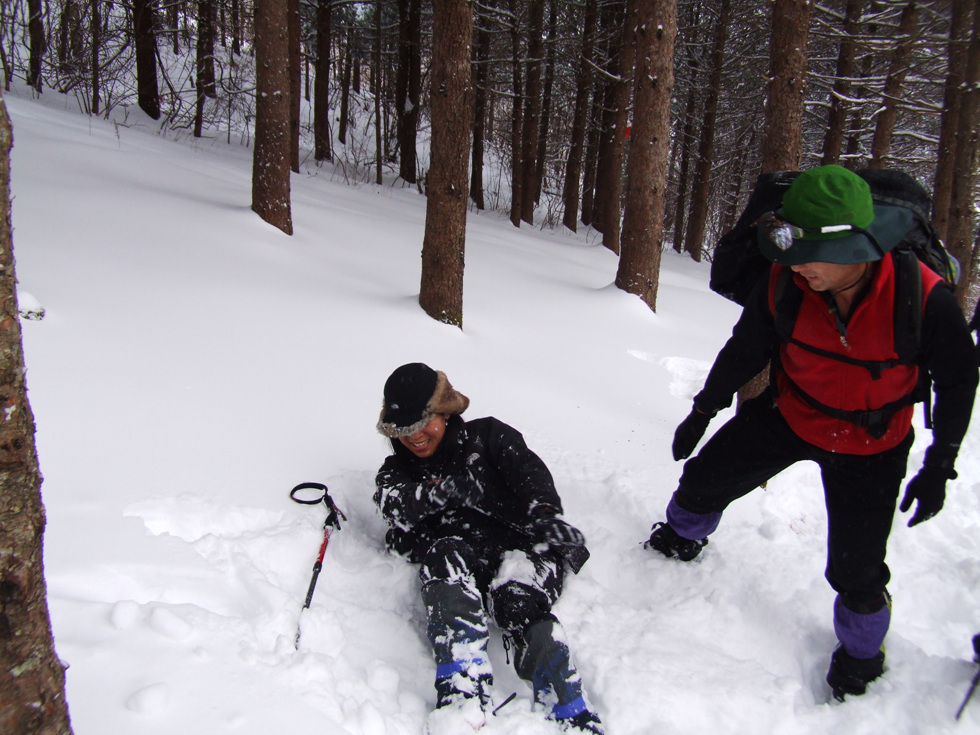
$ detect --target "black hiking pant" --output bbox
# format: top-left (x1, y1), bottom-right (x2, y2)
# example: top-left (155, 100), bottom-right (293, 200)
top-left (674, 391), bottom-right (914, 605)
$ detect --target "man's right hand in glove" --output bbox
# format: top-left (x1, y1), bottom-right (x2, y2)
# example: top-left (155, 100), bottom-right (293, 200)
top-left (672, 406), bottom-right (714, 461)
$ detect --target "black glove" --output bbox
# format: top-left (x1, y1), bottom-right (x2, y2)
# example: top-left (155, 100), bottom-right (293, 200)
top-left (899, 464), bottom-right (956, 527)
top-left (385, 527), bottom-right (417, 559)
top-left (530, 505), bottom-right (589, 573)
top-left (427, 476), bottom-right (480, 509)
top-left (672, 407), bottom-right (714, 461)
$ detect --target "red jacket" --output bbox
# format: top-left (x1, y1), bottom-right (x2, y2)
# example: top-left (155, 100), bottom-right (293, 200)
top-left (767, 256), bottom-right (942, 455)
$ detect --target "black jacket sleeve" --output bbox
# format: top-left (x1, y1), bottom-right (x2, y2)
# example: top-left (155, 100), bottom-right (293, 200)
top-left (475, 418), bottom-right (563, 517)
top-left (694, 275), bottom-right (777, 414)
top-left (918, 284), bottom-right (978, 468)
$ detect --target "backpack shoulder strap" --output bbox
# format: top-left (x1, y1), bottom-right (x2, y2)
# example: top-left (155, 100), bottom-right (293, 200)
top-left (890, 249), bottom-right (923, 364)
top-left (771, 266), bottom-right (802, 342)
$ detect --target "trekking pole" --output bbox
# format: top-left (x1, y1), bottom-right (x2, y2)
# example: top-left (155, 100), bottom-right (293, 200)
top-left (955, 635), bottom-right (980, 721)
top-left (955, 668), bottom-right (980, 720)
top-left (290, 482), bottom-right (347, 649)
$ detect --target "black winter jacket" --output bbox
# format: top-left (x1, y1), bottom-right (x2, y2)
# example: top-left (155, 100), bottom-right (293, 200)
top-left (374, 416), bottom-right (563, 563)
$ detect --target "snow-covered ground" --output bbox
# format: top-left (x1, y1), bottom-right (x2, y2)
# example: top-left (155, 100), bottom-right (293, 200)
top-left (8, 87), bottom-right (980, 735)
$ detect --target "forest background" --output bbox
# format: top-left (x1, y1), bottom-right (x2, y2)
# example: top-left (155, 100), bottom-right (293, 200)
top-left (2, 0), bottom-right (978, 309)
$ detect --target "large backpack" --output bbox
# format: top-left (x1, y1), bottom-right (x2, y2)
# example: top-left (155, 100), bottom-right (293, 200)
top-left (708, 168), bottom-right (959, 430)
top-left (709, 168), bottom-right (958, 357)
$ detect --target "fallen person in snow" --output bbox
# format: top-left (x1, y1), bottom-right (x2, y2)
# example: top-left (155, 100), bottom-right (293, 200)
top-left (374, 362), bottom-right (603, 734)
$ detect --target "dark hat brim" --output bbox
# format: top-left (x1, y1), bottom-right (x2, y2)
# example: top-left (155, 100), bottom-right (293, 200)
top-left (758, 205), bottom-right (916, 266)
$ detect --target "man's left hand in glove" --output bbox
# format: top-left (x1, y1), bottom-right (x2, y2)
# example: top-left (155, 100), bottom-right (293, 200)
top-left (900, 463), bottom-right (956, 527)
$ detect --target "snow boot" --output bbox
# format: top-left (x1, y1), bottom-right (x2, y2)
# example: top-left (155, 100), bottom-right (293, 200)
top-left (561, 709), bottom-right (604, 734)
top-left (425, 696), bottom-right (488, 734)
top-left (644, 521), bottom-right (707, 561)
top-left (514, 618), bottom-right (603, 734)
top-left (422, 580), bottom-right (493, 729)
top-left (826, 645), bottom-right (885, 701)
top-left (827, 591), bottom-right (889, 700)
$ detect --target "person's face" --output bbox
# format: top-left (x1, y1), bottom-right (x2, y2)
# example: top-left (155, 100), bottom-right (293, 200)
top-left (398, 415), bottom-right (448, 458)
top-left (790, 260), bottom-right (867, 293)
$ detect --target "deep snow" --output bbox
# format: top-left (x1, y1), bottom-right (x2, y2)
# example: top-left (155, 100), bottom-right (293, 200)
top-left (7, 87), bottom-right (980, 735)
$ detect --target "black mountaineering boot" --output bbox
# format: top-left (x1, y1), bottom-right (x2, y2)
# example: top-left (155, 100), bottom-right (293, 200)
top-left (826, 646), bottom-right (885, 701)
top-left (644, 522), bottom-right (707, 561)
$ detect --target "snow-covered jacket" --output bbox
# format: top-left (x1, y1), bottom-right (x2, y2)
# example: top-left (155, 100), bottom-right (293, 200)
top-left (374, 416), bottom-right (564, 563)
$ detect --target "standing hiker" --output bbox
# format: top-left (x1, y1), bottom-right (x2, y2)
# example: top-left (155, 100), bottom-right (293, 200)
top-left (374, 362), bottom-right (603, 733)
top-left (643, 165), bottom-right (978, 700)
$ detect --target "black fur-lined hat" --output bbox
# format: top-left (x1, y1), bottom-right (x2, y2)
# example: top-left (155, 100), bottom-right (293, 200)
top-left (377, 363), bottom-right (469, 438)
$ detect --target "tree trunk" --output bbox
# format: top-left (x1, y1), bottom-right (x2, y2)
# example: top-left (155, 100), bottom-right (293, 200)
top-left (595, 0), bottom-right (635, 254)
top-left (0, 92), bottom-right (74, 735)
top-left (396, 0), bottom-right (421, 183)
top-left (252, 0), bottom-right (294, 235)
top-left (683, 0), bottom-right (731, 263)
top-left (947, 0), bottom-right (980, 295)
top-left (27, 0), bottom-right (45, 91)
top-left (90, 0), bottom-right (100, 114)
top-left (508, 0), bottom-right (524, 228)
top-left (580, 87), bottom-right (602, 226)
top-left (821, 0), bottom-right (862, 165)
top-left (194, 0), bottom-right (212, 137)
top-left (591, 0), bottom-right (624, 235)
top-left (314, 0), bottom-right (332, 161)
top-left (932, 0), bottom-right (971, 244)
top-left (470, 0), bottom-right (494, 209)
top-left (373, 0), bottom-right (383, 185)
top-left (419, 0), bottom-right (473, 328)
top-left (519, 0), bottom-right (545, 225)
top-left (760, 0), bottom-right (811, 173)
top-left (744, 0), bottom-right (811, 406)
top-left (671, 0), bottom-right (703, 253)
top-left (231, 0), bottom-right (242, 54)
top-left (58, 2), bottom-right (70, 70)
top-left (617, 0), bottom-right (676, 311)
top-left (843, 49), bottom-right (875, 168)
top-left (561, 0), bottom-right (596, 232)
top-left (132, 0), bottom-right (160, 119)
top-left (533, 0), bottom-right (557, 205)
top-left (289, 0), bottom-right (301, 173)
top-left (339, 48), bottom-right (351, 144)
top-left (672, 87), bottom-right (696, 253)
top-left (198, 0), bottom-right (217, 97)
top-left (168, 0), bottom-right (179, 54)
top-left (868, 0), bottom-right (918, 169)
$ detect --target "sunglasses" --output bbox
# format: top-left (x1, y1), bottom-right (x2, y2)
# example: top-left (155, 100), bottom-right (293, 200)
top-left (755, 212), bottom-right (884, 256)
